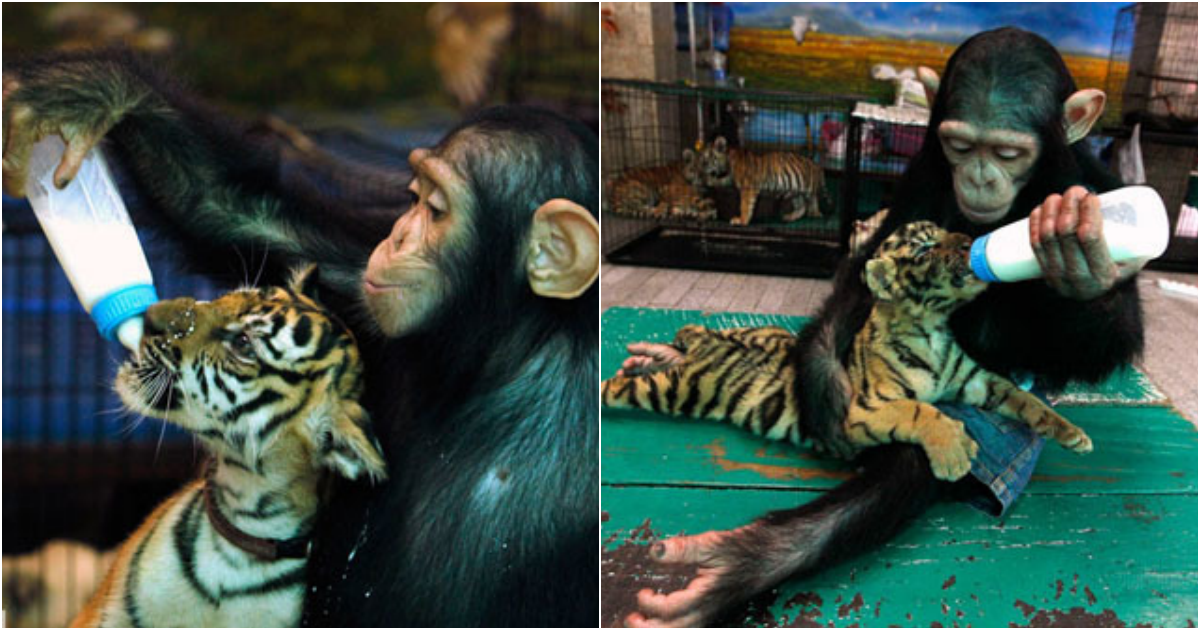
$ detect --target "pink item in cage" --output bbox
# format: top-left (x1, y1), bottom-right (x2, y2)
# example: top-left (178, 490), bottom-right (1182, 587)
top-left (888, 125), bottom-right (926, 157)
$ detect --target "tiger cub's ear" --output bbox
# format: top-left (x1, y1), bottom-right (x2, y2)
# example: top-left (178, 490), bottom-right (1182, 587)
top-left (289, 264), bottom-right (321, 302)
top-left (316, 401), bottom-right (388, 484)
top-left (712, 136), bottom-right (728, 155)
top-left (863, 258), bottom-right (901, 301)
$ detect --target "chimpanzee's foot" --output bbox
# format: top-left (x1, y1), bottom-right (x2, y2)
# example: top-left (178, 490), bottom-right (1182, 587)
top-left (624, 530), bottom-right (744, 628)
top-left (617, 342), bottom-right (685, 377)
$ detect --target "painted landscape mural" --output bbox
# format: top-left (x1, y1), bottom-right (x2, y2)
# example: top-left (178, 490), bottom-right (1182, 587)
top-left (724, 2), bottom-right (1128, 123)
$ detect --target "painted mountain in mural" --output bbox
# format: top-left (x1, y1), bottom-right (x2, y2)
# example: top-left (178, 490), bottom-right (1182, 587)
top-left (722, 3), bottom-right (1126, 124)
top-left (727, 2), bottom-right (1124, 56)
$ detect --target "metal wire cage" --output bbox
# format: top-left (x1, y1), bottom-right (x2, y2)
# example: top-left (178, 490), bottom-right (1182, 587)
top-left (601, 79), bottom-right (868, 278)
top-left (1107, 2), bottom-right (1198, 128)
top-left (1105, 2), bottom-right (1198, 272)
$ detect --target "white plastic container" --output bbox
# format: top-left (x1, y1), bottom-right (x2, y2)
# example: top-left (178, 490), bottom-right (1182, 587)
top-left (26, 136), bottom-right (158, 351)
top-left (970, 186), bottom-right (1170, 283)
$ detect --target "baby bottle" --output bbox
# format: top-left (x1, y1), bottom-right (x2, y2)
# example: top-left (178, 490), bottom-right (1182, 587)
top-left (25, 136), bottom-right (158, 352)
top-left (970, 186), bottom-right (1170, 283)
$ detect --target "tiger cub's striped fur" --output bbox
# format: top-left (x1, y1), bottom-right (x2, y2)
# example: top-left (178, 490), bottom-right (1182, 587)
top-left (605, 324), bottom-right (803, 443)
top-left (608, 161), bottom-right (717, 221)
top-left (694, 135), bottom-right (826, 225)
top-left (72, 265), bottom-right (386, 628)
top-left (603, 222), bottom-right (1092, 481)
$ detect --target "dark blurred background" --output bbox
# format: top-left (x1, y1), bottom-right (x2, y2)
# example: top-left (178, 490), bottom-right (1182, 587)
top-left (2, 4), bottom-right (597, 627)
top-left (2, 3), bottom-right (598, 122)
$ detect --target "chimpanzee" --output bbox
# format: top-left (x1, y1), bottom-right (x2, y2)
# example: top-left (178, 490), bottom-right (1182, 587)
top-left (3, 50), bottom-right (599, 626)
top-left (618, 28), bottom-right (1144, 627)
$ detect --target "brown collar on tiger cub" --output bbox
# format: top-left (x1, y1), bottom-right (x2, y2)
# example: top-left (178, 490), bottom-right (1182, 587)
top-left (203, 465), bottom-right (312, 561)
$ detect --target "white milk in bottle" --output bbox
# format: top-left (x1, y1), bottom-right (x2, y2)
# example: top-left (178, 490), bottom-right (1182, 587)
top-left (969, 186), bottom-right (1170, 283)
top-left (25, 136), bottom-right (158, 351)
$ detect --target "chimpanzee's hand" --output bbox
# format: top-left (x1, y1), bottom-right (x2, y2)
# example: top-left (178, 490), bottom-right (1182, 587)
top-left (1029, 186), bottom-right (1143, 300)
top-left (2, 55), bottom-right (151, 197)
top-left (625, 527), bottom-right (768, 628)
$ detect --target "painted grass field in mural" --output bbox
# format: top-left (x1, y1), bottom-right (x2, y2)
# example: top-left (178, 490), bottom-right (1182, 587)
top-left (729, 28), bottom-right (1126, 123)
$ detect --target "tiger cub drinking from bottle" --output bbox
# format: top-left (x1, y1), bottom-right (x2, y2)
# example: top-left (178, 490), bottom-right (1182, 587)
top-left (602, 221), bottom-right (1092, 480)
top-left (72, 265), bottom-right (387, 628)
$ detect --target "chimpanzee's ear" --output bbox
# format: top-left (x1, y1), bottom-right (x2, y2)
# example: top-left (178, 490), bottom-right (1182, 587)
top-left (1063, 89), bottom-right (1106, 144)
top-left (289, 264), bottom-right (321, 301)
top-left (917, 66), bottom-right (940, 108)
top-left (863, 258), bottom-right (900, 302)
top-left (527, 198), bottom-right (599, 300)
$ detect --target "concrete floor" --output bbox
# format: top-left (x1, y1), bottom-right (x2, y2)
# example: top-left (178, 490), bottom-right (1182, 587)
top-left (602, 263), bottom-right (1198, 424)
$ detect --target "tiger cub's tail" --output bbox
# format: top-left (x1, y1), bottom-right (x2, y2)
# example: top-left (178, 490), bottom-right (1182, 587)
top-left (601, 325), bottom-right (802, 445)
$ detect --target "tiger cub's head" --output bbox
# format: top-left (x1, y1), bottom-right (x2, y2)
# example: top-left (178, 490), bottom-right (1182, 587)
top-left (115, 265), bottom-right (387, 483)
top-left (683, 135), bottom-right (734, 188)
top-left (863, 221), bottom-right (987, 313)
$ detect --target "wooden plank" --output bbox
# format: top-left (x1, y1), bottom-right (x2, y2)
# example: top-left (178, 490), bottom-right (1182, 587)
top-left (691, 270), bottom-right (727, 291)
top-left (752, 276), bottom-right (794, 313)
top-left (703, 274), bottom-right (753, 312)
top-left (675, 287), bottom-right (715, 311)
top-left (600, 263), bottom-right (635, 287)
top-left (727, 274), bottom-right (772, 313)
top-left (601, 404), bottom-right (1198, 495)
top-left (602, 267), bottom-right (658, 305)
top-left (646, 270), bottom-right (699, 307)
top-left (601, 305), bottom-right (1197, 628)
top-left (627, 269), bottom-right (675, 305)
top-left (602, 486), bottom-right (1198, 628)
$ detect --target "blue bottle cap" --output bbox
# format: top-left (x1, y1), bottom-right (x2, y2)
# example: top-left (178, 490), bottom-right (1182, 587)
top-left (969, 235), bottom-right (998, 283)
top-left (92, 284), bottom-right (158, 341)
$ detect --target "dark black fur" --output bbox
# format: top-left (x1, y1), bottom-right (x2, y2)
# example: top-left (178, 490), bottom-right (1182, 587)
top-left (6, 49), bottom-right (598, 626)
top-left (302, 107), bottom-right (600, 627)
top-left (690, 27), bottom-right (1144, 622)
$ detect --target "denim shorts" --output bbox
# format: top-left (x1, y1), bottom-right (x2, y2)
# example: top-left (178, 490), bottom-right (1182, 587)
top-left (935, 376), bottom-right (1048, 517)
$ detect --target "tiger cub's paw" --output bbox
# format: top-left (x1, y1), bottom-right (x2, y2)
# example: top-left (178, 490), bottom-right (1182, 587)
top-left (1050, 416), bottom-right (1093, 454)
top-left (1030, 410), bottom-right (1093, 454)
top-left (923, 422), bottom-right (979, 481)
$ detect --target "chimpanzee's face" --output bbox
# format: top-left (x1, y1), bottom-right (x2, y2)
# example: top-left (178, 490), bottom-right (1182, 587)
top-left (937, 120), bottom-right (1041, 225)
top-left (363, 146), bottom-right (471, 337)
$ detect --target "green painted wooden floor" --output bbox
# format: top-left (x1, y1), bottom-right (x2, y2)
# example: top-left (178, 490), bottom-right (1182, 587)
top-left (601, 307), bottom-right (1198, 628)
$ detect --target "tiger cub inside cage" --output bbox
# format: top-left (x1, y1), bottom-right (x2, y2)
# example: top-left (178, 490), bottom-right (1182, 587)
top-left (71, 265), bottom-right (386, 628)
top-left (690, 135), bottom-right (827, 226)
top-left (607, 160), bottom-right (717, 222)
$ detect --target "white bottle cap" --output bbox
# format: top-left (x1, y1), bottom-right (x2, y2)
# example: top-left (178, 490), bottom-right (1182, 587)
top-left (115, 316), bottom-right (146, 354)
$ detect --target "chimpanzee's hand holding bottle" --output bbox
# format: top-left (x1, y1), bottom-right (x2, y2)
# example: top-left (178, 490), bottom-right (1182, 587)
top-left (26, 136), bottom-right (158, 352)
top-left (970, 186), bottom-right (1170, 283)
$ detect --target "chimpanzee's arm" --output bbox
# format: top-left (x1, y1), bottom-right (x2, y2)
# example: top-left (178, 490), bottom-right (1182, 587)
top-left (953, 277), bottom-right (1143, 390)
top-left (3, 50), bottom-right (396, 295)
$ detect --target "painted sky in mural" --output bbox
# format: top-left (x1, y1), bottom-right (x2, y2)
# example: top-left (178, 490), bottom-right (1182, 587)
top-left (727, 2), bottom-right (1126, 56)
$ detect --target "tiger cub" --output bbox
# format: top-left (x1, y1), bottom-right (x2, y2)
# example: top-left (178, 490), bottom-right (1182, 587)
top-left (602, 222), bottom-right (1092, 481)
top-left (694, 135), bottom-right (826, 225)
top-left (608, 161), bottom-right (717, 221)
top-left (72, 265), bottom-right (386, 628)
